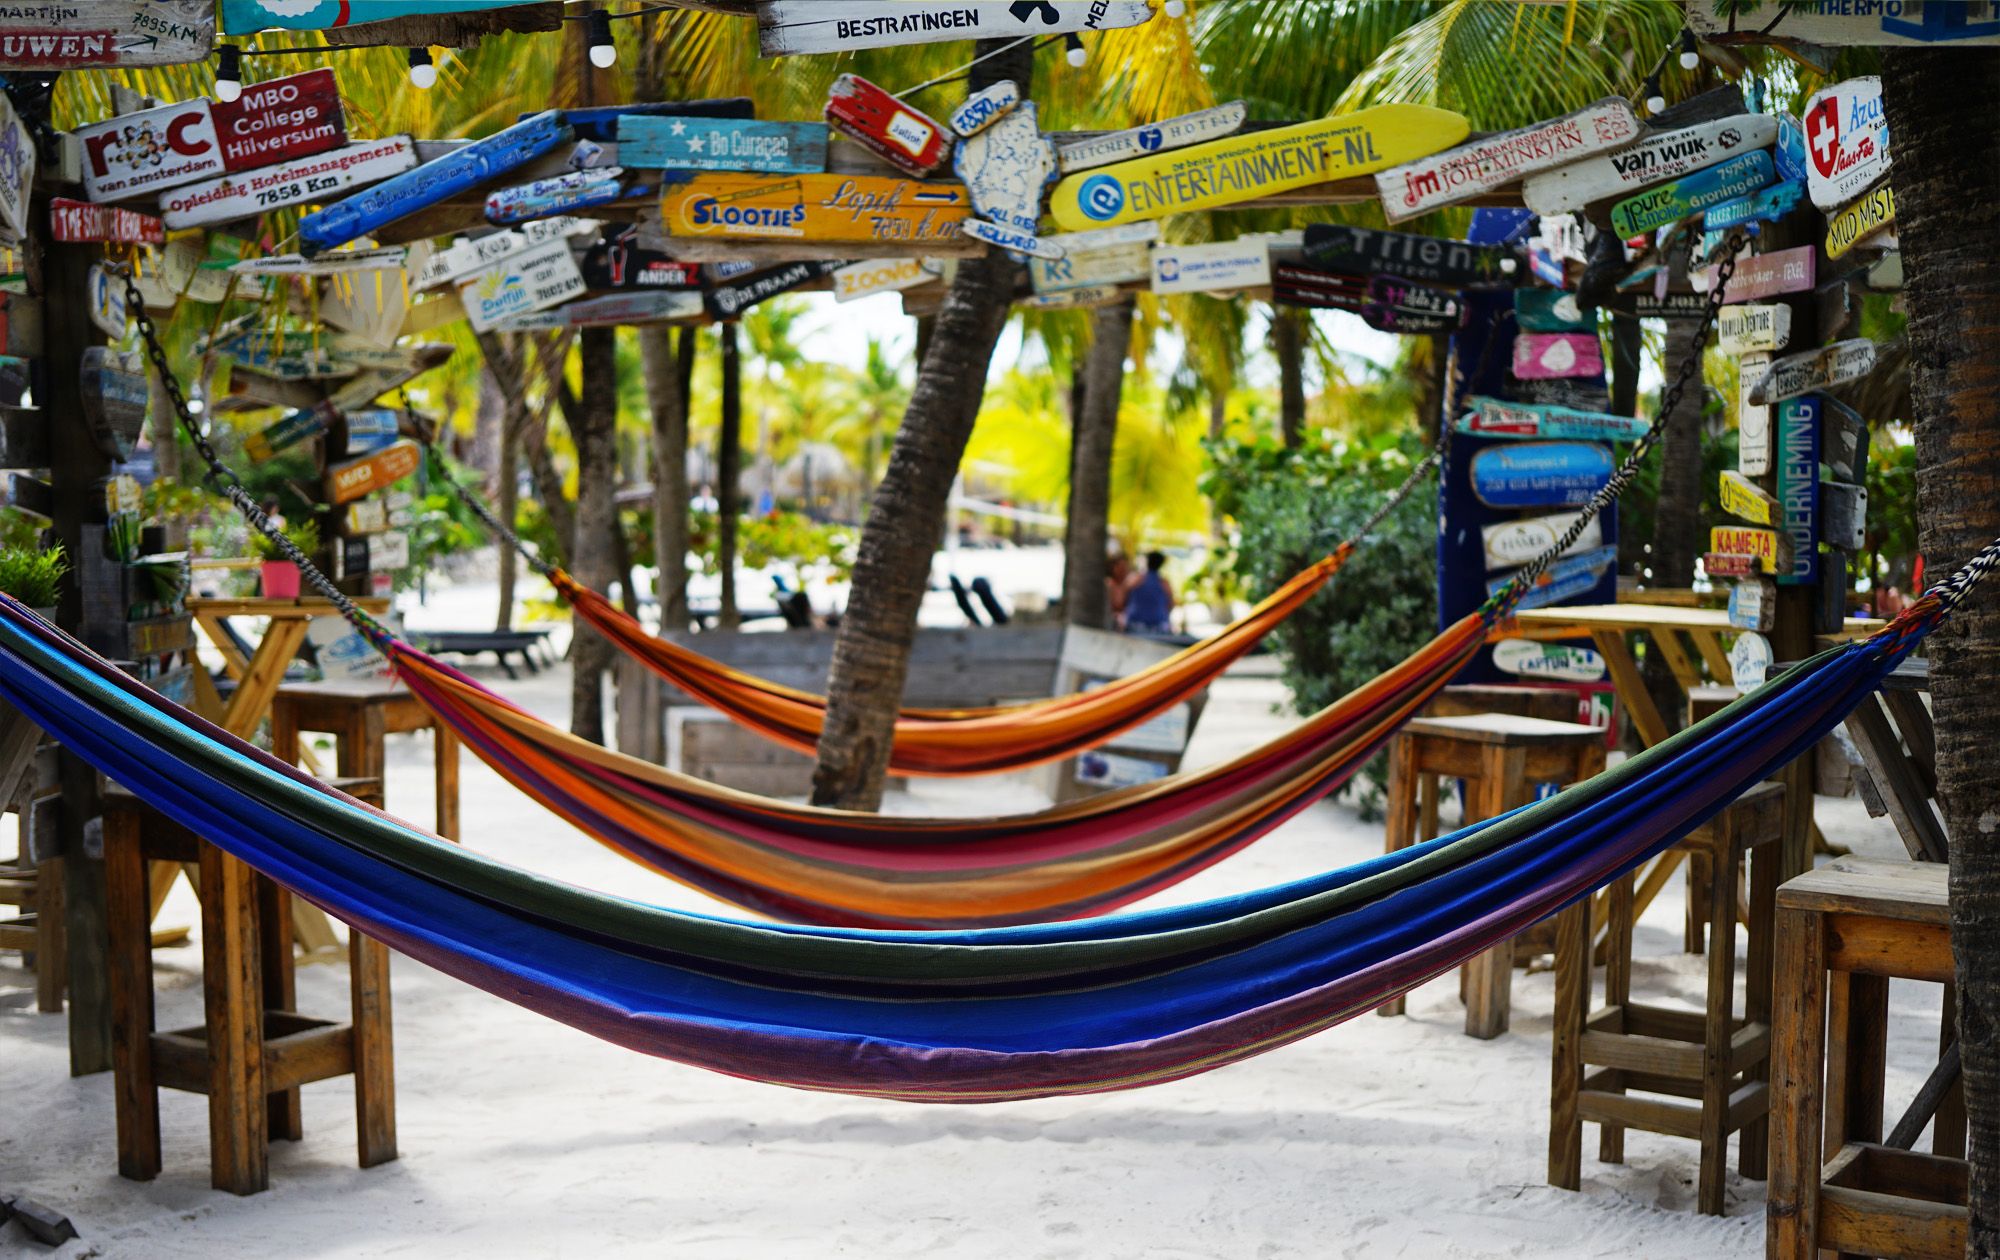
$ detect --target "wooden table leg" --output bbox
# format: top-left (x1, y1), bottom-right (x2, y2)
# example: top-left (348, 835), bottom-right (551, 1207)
top-left (434, 721), bottom-right (460, 843)
top-left (258, 875), bottom-right (302, 1142)
top-left (105, 808), bottom-right (159, 1182)
top-left (1591, 628), bottom-right (1670, 748)
top-left (1548, 899), bottom-right (1589, 1192)
top-left (1740, 836), bottom-right (1779, 1179)
top-left (1769, 906), bottom-right (1826, 1258)
top-left (1600, 872), bottom-right (1634, 1166)
top-left (1463, 745), bottom-right (1524, 1040)
top-left (1378, 734), bottom-right (1419, 1018)
top-left (200, 843), bottom-right (267, 1195)
top-left (35, 855), bottom-right (64, 1013)
top-left (1698, 844), bottom-right (1739, 1216)
top-left (1690, 629), bottom-right (1735, 686)
top-left (220, 620), bottom-right (309, 739)
top-left (350, 927), bottom-right (398, 1169)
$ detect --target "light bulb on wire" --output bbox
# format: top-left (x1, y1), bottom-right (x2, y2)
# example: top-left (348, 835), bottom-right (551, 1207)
top-left (587, 10), bottom-right (617, 68)
top-left (1644, 74), bottom-right (1666, 115)
top-left (408, 47), bottom-right (437, 90)
top-left (214, 44), bottom-right (242, 102)
top-left (1065, 33), bottom-right (1087, 67)
top-left (1163, 0), bottom-right (1186, 16)
top-left (1679, 29), bottom-right (1700, 70)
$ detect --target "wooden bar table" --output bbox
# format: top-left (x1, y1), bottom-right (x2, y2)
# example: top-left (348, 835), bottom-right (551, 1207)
top-left (187, 597), bottom-right (393, 740)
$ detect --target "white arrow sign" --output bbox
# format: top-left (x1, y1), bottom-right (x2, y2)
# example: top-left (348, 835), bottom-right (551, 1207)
top-left (757, 1), bottom-right (1154, 57)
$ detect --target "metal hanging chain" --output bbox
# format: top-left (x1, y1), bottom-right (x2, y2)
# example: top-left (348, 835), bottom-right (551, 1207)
top-left (1483, 231), bottom-right (1746, 621)
top-left (124, 272), bottom-right (391, 645)
top-left (418, 432), bottom-right (558, 581)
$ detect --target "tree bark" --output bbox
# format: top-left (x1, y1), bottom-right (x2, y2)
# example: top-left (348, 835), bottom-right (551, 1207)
top-left (1639, 256), bottom-right (1709, 733)
top-left (1272, 306), bottom-right (1308, 448)
top-left (495, 392), bottom-right (523, 631)
top-left (1883, 49), bottom-right (2000, 1255)
top-left (568, 327), bottom-right (618, 743)
top-left (718, 321), bottom-right (743, 629)
top-left (643, 324), bottom-right (691, 632)
top-left (809, 40), bottom-right (1034, 811)
top-left (1609, 311), bottom-right (1642, 418)
top-left (1063, 297), bottom-right (1134, 630)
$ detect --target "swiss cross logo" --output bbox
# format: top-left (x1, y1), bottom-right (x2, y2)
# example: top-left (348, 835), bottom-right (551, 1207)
top-left (1806, 96), bottom-right (1842, 178)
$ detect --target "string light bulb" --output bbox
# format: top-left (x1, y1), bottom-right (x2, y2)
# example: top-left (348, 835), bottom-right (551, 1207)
top-left (1163, 0), bottom-right (1186, 16)
top-left (587, 9), bottom-right (617, 68)
top-left (1643, 73), bottom-right (1666, 115)
top-left (214, 43), bottom-right (242, 102)
top-left (1679, 29), bottom-right (1700, 70)
top-left (1065, 32), bottom-right (1087, 67)
top-left (408, 46), bottom-right (437, 89)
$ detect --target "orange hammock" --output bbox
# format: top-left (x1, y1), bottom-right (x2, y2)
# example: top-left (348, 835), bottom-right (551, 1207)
top-left (550, 543), bottom-right (1352, 776)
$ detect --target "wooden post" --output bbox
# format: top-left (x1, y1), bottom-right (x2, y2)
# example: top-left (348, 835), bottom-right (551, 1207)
top-left (350, 927), bottom-right (397, 1167)
top-left (717, 321), bottom-right (742, 629)
top-left (199, 840), bottom-right (267, 1195)
top-left (104, 805), bottom-right (159, 1181)
top-left (1769, 905), bottom-right (1826, 1256)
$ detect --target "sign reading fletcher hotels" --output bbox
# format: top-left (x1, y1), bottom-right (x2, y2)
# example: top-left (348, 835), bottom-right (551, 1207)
top-left (0, 1), bottom-right (213, 68)
top-left (1373, 97), bottom-right (1641, 223)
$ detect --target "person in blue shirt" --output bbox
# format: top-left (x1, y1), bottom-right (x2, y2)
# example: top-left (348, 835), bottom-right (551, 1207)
top-left (1122, 550), bottom-right (1175, 634)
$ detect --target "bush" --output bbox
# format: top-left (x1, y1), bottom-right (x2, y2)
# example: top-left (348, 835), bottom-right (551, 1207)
top-left (1204, 432), bottom-right (1439, 816)
top-left (0, 544), bottom-right (68, 607)
top-left (248, 518), bottom-right (320, 562)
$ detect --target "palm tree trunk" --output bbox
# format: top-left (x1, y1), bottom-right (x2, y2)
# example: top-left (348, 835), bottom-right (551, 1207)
top-left (809, 39), bottom-right (1034, 812)
top-left (1640, 258), bottom-right (1707, 733)
top-left (495, 393), bottom-right (522, 631)
top-left (1272, 306), bottom-right (1307, 448)
top-left (1883, 49), bottom-right (2000, 1252)
top-left (1063, 297), bottom-right (1135, 630)
top-left (718, 321), bottom-right (743, 629)
top-left (643, 324), bottom-right (691, 633)
top-left (568, 326), bottom-right (618, 743)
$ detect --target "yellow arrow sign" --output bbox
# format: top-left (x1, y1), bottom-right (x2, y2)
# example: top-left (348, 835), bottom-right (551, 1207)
top-left (1047, 103), bottom-right (1468, 232)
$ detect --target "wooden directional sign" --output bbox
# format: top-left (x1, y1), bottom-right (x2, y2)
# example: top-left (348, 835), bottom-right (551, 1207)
top-left (1697, 244), bottom-right (1816, 304)
top-left (1149, 238), bottom-right (1272, 295)
top-left (1481, 511), bottom-right (1603, 573)
top-left (161, 135), bottom-right (418, 230)
top-left (1050, 103), bottom-right (1469, 232)
top-left (1301, 223), bottom-right (1516, 288)
top-left (1739, 350), bottom-right (1772, 476)
top-left (581, 224), bottom-right (702, 291)
top-left (1055, 101), bottom-right (1249, 175)
top-left (1606, 290), bottom-right (1713, 322)
top-left (344, 496), bottom-right (388, 537)
top-left (0, 1), bottom-right (213, 68)
top-left (1364, 275), bottom-right (1462, 333)
top-left (1703, 178), bottom-right (1805, 231)
top-left (1703, 550), bottom-right (1759, 579)
top-left (51, 197), bottom-right (163, 244)
top-left (486, 166), bottom-right (631, 225)
top-left (1822, 394), bottom-right (1872, 484)
top-left (420, 217), bottom-right (594, 291)
top-left (79, 348), bottom-right (148, 459)
top-left (1018, 284), bottom-right (1122, 311)
top-left (758, 1), bottom-right (1155, 57)
top-left (825, 75), bottom-right (952, 178)
top-left (661, 172), bottom-right (970, 245)
top-left (209, 327), bottom-right (346, 379)
top-left (962, 218), bottom-right (1061, 259)
top-left (457, 236), bottom-right (586, 333)
top-left (955, 100), bottom-right (1058, 244)
top-left (495, 289), bottom-right (704, 330)
top-left (1729, 629), bottom-right (1773, 690)
top-left (1457, 396), bottom-right (1650, 443)
top-left (230, 246), bottom-right (408, 278)
top-left (1719, 469), bottom-right (1778, 525)
top-left (1485, 544), bottom-right (1617, 612)
top-left (1690, 0), bottom-right (2000, 46)
top-left (1270, 263), bottom-right (1370, 312)
top-left (1774, 395), bottom-right (1820, 585)
top-left (833, 257), bottom-right (938, 302)
top-left (86, 265), bottom-right (129, 339)
top-left (1515, 289), bottom-right (1594, 334)
top-left (342, 407), bottom-right (400, 456)
top-left (1804, 77), bottom-right (1890, 210)
top-left (1491, 638), bottom-right (1607, 683)
top-left (1826, 181), bottom-right (1896, 260)
top-left (1470, 442), bottom-right (1613, 509)
top-left (302, 108), bottom-right (572, 256)
top-left (1029, 221), bottom-right (1156, 293)
top-left (1710, 525), bottom-right (1787, 575)
top-left (1728, 578), bottom-right (1775, 631)
top-left (246, 402), bottom-right (335, 463)
top-left (618, 116), bottom-right (827, 174)
top-left (327, 439), bottom-right (420, 506)
top-left (1746, 338), bottom-right (1879, 406)
top-left (1520, 115), bottom-right (1778, 217)
top-left (1608, 150), bottom-right (1774, 237)
top-left (705, 259), bottom-right (842, 320)
top-left (949, 80), bottom-right (1019, 138)
top-left (1374, 97), bottom-right (1642, 222)
top-left (212, 67), bottom-right (344, 172)
top-left (1823, 480), bottom-right (1868, 553)
top-left (76, 97), bottom-right (226, 202)
top-left (0, 91), bottom-right (33, 241)
top-left (1512, 332), bottom-right (1603, 381)
top-left (1717, 303), bottom-right (1791, 355)
top-left (223, 0), bottom-right (545, 33)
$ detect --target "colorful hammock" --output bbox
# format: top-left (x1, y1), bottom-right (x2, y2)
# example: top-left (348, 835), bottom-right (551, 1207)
top-left (0, 557), bottom-right (1971, 1101)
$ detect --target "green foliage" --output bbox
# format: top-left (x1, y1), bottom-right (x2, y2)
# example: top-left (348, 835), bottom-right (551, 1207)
top-left (1865, 440), bottom-right (1919, 570)
top-left (0, 545), bottom-right (68, 608)
top-left (687, 509), bottom-right (856, 584)
top-left (0, 510), bottom-right (40, 553)
top-left (248, 518), bottom-right (320, 562)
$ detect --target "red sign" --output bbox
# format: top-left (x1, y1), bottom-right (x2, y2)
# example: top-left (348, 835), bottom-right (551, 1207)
top-left (212, 67), bottom-right (346, 173)
top-left (825, 74), bottom-right (951, 177)
top-left (51, 197), bottom-right (164, 243)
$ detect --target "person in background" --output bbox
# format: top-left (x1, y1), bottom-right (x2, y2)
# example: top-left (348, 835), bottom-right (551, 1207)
top-left (261, 496), bottom-right (287, 531)
top-left (1105, 550), bottom-right (1131, 628)
top-left (1123, 551), bottom-right (1176, 635)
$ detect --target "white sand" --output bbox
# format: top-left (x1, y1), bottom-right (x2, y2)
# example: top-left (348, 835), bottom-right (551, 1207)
top-left (0, 577), bottom-right (1951, 1259)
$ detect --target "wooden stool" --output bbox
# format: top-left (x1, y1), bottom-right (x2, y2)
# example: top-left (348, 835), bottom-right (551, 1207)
top-left (1381, 713), bottom-right (1608, 1038)
top-left (1424, 684), bottom-right (1577, 723)
top-left (1548, 780), bottom-right (1783, 1215)
top-left (103, 783), bottom-right (397, 1195)
top-left (271, 680), bottom-right (460, 842)
top-left (0, 857), bottom-right (63, 1012)
top-left (1770, 857), bottom-right (1965, 1258)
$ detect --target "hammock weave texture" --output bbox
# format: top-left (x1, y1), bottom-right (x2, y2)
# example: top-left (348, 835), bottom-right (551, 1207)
top-left (550, 546), bottom-right (1350, 776)
top-left (377, 608), bottom-right (1484, 928)
top-left (0, 590), bottom-right (1946, 1102)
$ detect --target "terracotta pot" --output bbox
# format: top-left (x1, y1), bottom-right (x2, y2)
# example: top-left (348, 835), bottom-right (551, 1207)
top-left (260, 560), bottom-right (302, 599)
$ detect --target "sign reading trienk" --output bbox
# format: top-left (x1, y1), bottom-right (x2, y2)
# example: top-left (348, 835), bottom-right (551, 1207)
top-left (0, 0), bottom-right (214, 68)
top-left (212, 67), bottom-right (345, 172)
top-left (1056, 101), bottom-right (1248, 174)
top-left (1301, 223), bottom-right (1516, 288)
top-left (1374, 97), bottom-right (1642, 223)
top-left (161, 135), bottom-right (418, 230)
top-left (1520, 115), bottom-right (1778, 218)
top-left (458, 236), bottom-right (586, 332)
top-left (1804, 77), bottom-right (1890, 211)
top-left (757, 1), bottom-right (1155, 57)
top-left (76, 98), bottom-right (226, 201)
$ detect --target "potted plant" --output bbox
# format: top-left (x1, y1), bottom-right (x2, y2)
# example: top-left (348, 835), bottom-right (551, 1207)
top-left (249, 521), bottom-right (319, 600)
top-left (0, 544), bottom-right (67, 618)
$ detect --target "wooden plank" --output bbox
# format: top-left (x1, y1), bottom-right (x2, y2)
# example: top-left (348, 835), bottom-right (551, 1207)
top-left (1580, 1029), bottom-right (1703, 1078)
top-left (220, 618), bottom-right (309, 738)
top-left (1456, 395), bottom-right (1651, 442)
top-left (0, 2), bottom-right (214, 69)
top-left (1769, 904), bottom-right (1826, 1258)
top-left (756, 1), bottom-right (1155, 57)
top-left (1548, 902), bottom-right (1588, 1191)
top-left (1818, 1184), bottom-right (1966, 1259)
top-left (1746, 338), bottom-right (1879, 406)
top-left (1590, 628), bottom-right (1669, 747)
top-left (1647, 627), bottom-right (1704, 692)
top-left (199, 841), bottom-right (267, 1194)
top-left (823, 74), bottom-right (952, 178)
top-left (1827, 181), bottom-right (1895, 260)
top-left (1776, 856), bottom-right (1949, 924)
top-left (350, 927), bottom-right (398, 1167)
top-left (1577, 1089), bottom-right (1702, 1140)
top-left (1057, 101), bottom-right (1246, 174)
top-left (1826, 915), bottom-right (1954, 984)
top-left (1609, 149), bottom-right (1775, 237)
top-left (659, 171), bottom-right (970, 246)
top-left (1844, 695), bottom-right (1950, 862)
top-left (1377, 97), bottom-right (1640, 222)
top-left (162, 136), bottom-right (418, 231)
top-left (617, 116), bottom-right (826, 174)
top-left (1691, 629), bottom-right (1736, 681)
top-left (104, 805), bottom-right (159, 1181)
top-left (1717, 302), bottom-right (1792, 354)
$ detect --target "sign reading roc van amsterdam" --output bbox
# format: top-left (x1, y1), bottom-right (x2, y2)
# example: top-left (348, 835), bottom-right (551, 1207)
top-left (76, 98), bottom-right (226, 201)
top-left (212, 67), bottom-right (345, 172)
